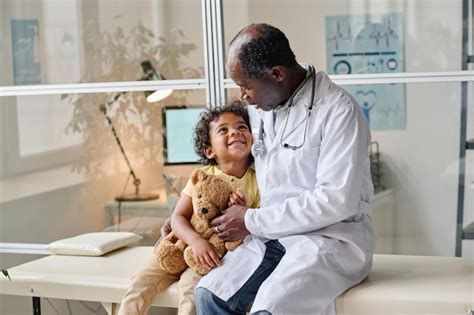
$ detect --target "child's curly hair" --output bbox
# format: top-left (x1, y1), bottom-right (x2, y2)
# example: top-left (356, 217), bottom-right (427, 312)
top-left (194, 100), bottom-right (251, 165)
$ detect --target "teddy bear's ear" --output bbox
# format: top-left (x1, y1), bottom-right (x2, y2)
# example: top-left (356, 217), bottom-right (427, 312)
top-left (191, 169), bottom-right (207, 185)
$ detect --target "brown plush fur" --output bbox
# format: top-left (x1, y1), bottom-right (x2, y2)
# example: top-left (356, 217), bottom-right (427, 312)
top-left (154, 169), bottom-right (243, 275)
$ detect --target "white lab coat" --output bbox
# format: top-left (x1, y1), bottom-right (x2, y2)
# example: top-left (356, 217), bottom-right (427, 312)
top-left (198, 67), bottom-right (376, 315)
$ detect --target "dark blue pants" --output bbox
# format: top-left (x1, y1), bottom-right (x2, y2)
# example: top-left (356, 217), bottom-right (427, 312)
top-left (195, 240), bottom-right (286, 315)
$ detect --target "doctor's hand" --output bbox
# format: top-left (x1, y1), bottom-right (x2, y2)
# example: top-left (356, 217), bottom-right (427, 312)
top-left (211, 205), bottom-right (250, 242)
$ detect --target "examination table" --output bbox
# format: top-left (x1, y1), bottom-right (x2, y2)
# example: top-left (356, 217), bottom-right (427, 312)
top-left (0, 246), bottom-right (472, 314)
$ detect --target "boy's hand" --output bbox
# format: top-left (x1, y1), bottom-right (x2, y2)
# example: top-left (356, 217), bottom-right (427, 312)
top-left (160, 217), bottom-right (172, 236)
top-left (229, 188), bottom-right (246, 206)
top-left (189, 238), bottom-right (222, 271)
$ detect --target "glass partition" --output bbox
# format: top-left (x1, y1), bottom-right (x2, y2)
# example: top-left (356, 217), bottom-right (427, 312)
top-left (2, 87), bottom-right (205, 175)
top-left (0, 88), bottom-right (206, 243)
top-left (0, 0), bottom-right (472, 276)
top-left (0, 1), bottom-right (473, 313)
top-left (225, 80), bottom-right (474, 256)
top-left (0, 0), bottom-right (204, 86)
top-left (222, 0), bottom-right (464, 76)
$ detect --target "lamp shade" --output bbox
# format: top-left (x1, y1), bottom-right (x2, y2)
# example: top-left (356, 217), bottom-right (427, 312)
top-left (146, 88), bottom-right (173, 103)
top-left (141, 60), bottom-right (173, 103)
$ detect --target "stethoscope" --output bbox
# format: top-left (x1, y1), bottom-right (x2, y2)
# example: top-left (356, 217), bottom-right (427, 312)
top-left (252, 65), bottom-right (317, 157)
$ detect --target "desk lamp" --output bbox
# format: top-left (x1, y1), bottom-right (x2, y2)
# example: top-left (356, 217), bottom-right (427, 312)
top-left (99, 60), bottom-right (173, 202)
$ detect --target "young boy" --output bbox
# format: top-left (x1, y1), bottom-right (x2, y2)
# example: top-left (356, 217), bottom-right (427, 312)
top-left (118, 101), bottom-right (259, 315)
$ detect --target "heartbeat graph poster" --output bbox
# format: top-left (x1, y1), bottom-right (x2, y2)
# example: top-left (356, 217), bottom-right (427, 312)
top-left (325, 13), bottom-right (405, 130)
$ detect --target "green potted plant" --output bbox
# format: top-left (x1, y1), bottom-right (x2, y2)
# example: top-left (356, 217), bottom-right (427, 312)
top-left (2, 269), bottom-right (11, 281)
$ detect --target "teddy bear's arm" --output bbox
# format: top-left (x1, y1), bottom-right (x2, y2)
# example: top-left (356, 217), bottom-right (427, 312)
top-left (225, 239), bottom-right (243, 251)
top-left (202, 227), bottom-right (217, 239)
top-left (190, 215), bottom-right (215, 240)
top-left (175, 239), bottom-right (187, 251)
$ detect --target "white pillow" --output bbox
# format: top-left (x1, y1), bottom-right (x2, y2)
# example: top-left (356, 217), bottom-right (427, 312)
top-left (46, 232), bottom-right (142, 256)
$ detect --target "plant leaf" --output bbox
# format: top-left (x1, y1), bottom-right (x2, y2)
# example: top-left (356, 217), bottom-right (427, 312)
top-left (2, 269), bottom-right (11, 281)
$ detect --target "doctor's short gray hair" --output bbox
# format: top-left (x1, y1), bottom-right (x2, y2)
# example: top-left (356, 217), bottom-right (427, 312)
top-left (194, 100), bottom-right (251, 165)
top-left (232, 23), bottom-right (298, 78)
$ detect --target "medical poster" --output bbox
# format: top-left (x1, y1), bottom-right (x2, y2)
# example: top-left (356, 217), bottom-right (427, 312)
top-left (326, 13), bottom-right (405, 130)
top-left (42, 0), bottom-right (82, 83)
top-left (11, 19), bottom-right (41, 85)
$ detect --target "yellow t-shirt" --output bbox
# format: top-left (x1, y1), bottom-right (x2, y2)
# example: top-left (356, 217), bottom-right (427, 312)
top-left (182, 165), bottom-right (260, 208)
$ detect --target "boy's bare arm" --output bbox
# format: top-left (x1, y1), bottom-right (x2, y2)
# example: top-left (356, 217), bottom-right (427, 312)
top-left (170, 194), bottom-right (200, 244)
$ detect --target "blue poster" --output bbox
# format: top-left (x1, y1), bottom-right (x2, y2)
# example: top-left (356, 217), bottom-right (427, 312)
top-left (326, 13), bottom-right (405, 130)
top-left (11, 19), bottom-right (41, 85)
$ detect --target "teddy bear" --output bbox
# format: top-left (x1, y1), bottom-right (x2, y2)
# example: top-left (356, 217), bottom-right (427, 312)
top-left (154, 169), bottom-right (243, 275)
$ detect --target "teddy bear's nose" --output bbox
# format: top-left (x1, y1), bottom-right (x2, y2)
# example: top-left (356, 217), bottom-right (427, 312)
top-left (201, 208), bottom-right (209, 214)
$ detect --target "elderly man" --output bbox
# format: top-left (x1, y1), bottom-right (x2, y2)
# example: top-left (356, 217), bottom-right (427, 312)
top-left (196, 23), bottom-right (376, 315)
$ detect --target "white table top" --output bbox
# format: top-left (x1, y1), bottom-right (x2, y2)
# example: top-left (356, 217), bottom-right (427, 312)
top-left (0, 246), bottom-right (178, 307)
top-left (336, 254), bottom-right (474, 314)
top-left (1, 247), bottom-right (472, 313)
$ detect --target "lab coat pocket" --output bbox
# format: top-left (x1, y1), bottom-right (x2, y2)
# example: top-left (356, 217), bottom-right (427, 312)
top-left (296, 234), bottom-right (366, 280)
top-left (281, 143), bottom-right (320, 187)
top-left (279, 234), bottom-right (338, 266)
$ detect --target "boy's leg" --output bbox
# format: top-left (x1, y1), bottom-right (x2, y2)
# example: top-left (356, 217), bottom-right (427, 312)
top-left (195, 240), bottom-right (285, 315)
top-left (118, 255), bottom-right (180, 315)
top-left (177, 268), bottom-right (202, 315)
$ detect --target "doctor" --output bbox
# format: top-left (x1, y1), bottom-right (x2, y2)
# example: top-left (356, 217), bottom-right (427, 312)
top-left (196, 23), bottom-right (376, 315)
